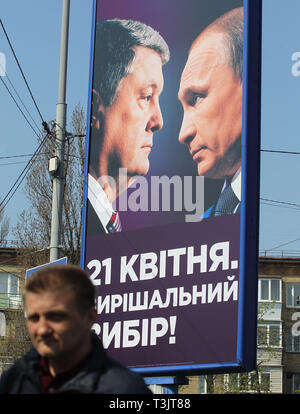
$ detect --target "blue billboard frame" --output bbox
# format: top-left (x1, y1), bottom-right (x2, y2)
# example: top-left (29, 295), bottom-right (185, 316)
top-left (80, 0), bottom-right (262, 376)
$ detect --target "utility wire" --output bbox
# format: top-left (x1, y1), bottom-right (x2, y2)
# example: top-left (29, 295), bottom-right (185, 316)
top-left (0, 18), bottom-right (44, 124)
top-left (260, 197), bottom-right (300, 210)
top-left (0, 134), bottom-right (49, 214)
top-left (0, 153), bottom-right (48, 160)
top-left (0, 62), bottom-right (42, 135)
top-left (0, 76), bottom-right (41, 138)
top-left (264, 237), bottom-right (300, 252)
top-left (0, 156), bottom-right (49, 167)
top-left (0, 18), bottom-right (51, 135)
top-left (261, 149), bottom-right (300, 155)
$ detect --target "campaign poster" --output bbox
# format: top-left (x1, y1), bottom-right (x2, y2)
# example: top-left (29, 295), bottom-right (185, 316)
top-left (81, 0), bottom-right (261, 375)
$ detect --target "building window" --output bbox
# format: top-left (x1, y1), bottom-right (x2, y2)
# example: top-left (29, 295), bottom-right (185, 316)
top-left (0, 272), bottom-right (21, 309)
top-left (0, 312), bottom-right (5, 337)
top-left (261, 368), bottom-right (271, 392)
top-left (0, 273), bottom-right (19, 295)
top-left (224, 370), bottom-right (270, 393)
top-left (286, 284), bottom-right (300, 308)
top-left (257, 322), bottom-right (281, 347)
top-left (198, 376), bottom-right (207, 394)
top-left (293, 374), bottom-right (300, 393)
top-left (258, 279), bottom-right (281, 302)
top-left (286, 329), bottom-right (300, 352)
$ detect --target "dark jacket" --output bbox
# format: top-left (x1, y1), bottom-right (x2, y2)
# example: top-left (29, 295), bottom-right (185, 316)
top-left (0, 334), bottom-right (151, 394)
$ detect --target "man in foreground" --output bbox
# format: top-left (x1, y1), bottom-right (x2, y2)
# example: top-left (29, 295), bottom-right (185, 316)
top-left (0, 264), bottom-right (151, 394)
top-left (178, 7), bottom-right (243, 217)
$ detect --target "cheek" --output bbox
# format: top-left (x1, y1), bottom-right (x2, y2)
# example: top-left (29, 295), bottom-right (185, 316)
top-left (194, 108), bottom-right (221, 149)
top-left (199, 94), bottom-right (242, 152)
top-left (222, 86), bottom-right (243, 136)
top-left (26, 324), bottom-right (35, 337)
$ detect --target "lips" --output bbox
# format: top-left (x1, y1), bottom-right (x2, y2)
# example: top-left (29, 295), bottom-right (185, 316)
top-left (191, 145), bottom-right (207, 161)
top-left (141, 144), bottom-right (152, 152)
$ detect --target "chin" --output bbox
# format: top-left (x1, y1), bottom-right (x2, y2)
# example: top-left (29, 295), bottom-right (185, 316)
top-left (197, 164), bottom-right (215, 179)
top-left (197, 159), bottom-right (226, 180)
top-left (36, 343), bottom-right (57, 358)
top-left (128, 163), bottom-right (149, 177)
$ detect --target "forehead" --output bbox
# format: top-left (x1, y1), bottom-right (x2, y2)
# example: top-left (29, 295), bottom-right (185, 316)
top-left (179, 31), bottom-right (229, 92)
top-left (119, 46), bottom-right (164, 91)
top-left (25, 288), bottom-right (75, 311)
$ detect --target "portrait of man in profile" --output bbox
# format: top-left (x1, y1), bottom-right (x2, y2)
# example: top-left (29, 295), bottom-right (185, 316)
top-left (87, 19), bottom-right (170, 235)
top-left (178, 7), bottom-right (243, 218)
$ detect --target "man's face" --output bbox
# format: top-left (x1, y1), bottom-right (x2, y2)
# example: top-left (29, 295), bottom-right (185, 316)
top-left (178, 31), bottom-right (243, 179)
top-left (99, 46), bottom-right (164, 178)
top-left (25, 289), bottom-right (95, 363)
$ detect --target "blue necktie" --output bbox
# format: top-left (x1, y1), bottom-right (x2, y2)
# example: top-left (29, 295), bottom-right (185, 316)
top-left (214, 184), bottom-right (239, 216)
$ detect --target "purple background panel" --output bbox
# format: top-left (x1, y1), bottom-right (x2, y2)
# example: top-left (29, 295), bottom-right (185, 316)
top-left (85, 214), bottom-right (240, 368)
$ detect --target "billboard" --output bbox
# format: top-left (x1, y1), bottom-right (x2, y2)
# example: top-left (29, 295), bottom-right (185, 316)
top-left (81, 0), bottom-right (261, 375)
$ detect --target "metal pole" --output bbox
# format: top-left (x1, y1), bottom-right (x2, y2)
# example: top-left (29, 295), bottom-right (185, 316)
top-left (49, 0), bottom-right (70, 262)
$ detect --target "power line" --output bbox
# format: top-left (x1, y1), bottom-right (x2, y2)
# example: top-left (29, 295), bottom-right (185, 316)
top-left (0, 18), bottom-right (45, 127)
top-left (0, 62), bottom-right (42, 135)
top-left (260, 197), bottom-right (300, 210)
top-left (0, 157), bottom-right (48, 167)
top-left (0, 153), bottom-right (80, 162)
top-left (0, 76), bottom-right (41, 138)
top-left (0, 145), bottom-right (294, 163)
top-left (260, 201), bottom-right (300, 211)
top-left (261, 149), bottom-right (300, 155)
top-left (264, 237), bottom-right (300, 252)
top-left (0, 153), bottom-right (47, 160)
top-left (0, 134), bottom-right (50, 214)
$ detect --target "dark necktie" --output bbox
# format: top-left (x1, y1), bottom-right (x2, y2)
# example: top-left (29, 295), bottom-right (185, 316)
top-left (214, 184), bottom-right (239, 216)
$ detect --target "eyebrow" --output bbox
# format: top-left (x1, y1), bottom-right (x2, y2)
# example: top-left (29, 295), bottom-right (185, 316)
top-left (139, 82), bottom-right (160, 92)
top-left (178, 82), bottom-right (207, 103)
top-left (27, 310), bottom-right (68, 319)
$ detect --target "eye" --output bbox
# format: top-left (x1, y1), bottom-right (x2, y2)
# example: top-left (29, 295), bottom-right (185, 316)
top-left (47, 312), bottom-right (68, 322)
top-left (142, 94), bottom-right (152, 103)
top-left (190, 93), bottom-right (206, 106)
top-left (27, 314), bottom-right (39, 323)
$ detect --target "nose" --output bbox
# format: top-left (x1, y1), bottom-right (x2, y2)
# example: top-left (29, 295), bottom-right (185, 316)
top-left (36, 317), bottom-right (52, 336)
top-left (178, 111), bottom-right (196, 145)
top-left (146, 102), bottom-right (163, 133)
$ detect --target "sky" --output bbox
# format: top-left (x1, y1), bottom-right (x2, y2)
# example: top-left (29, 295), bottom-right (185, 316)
top-left (0, 0), bottom-right (93, 243)
top-left (259, 0), bottom-right (300, 255)
top-left (0, 0), bottom-right (300, 257)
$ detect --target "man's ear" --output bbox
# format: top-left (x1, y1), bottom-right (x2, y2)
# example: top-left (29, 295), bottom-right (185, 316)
top-left (87, 307), bottom-right (97, 329)
top-left (91, 89), bottom-right (105, 129)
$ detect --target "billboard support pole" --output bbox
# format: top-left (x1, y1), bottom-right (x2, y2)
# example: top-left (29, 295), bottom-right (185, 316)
top-left (49, 0), bottom-right (70, 262)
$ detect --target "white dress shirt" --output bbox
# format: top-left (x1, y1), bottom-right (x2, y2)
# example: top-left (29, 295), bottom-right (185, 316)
top-left (87, 173), bottom-right (115, 234)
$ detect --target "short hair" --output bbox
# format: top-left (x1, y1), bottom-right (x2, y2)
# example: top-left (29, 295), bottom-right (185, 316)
top-left (93, 19), bottom-right (170, 107)
top-left (23, 265), bottom-right (96, 313)
top-left (205, 7), bottom-right (243, 81)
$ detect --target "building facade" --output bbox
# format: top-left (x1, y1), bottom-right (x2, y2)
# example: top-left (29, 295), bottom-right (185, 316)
top-left (0, 248), bottom-right (30, 375)
top-left (178, 257), bottom-right (300, 394)
top-left (260, 257), bottom-right (300, 394)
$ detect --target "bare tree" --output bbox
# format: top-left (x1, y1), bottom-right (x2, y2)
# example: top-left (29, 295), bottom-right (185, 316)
top-left (13, 103), bottom-right (86, 267)
top-left (0, 202), bottom-right (9, 246)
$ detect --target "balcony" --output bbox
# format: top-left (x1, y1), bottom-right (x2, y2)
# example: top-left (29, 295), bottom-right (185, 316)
top-left (0, 294), bottom-right (23, 309)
